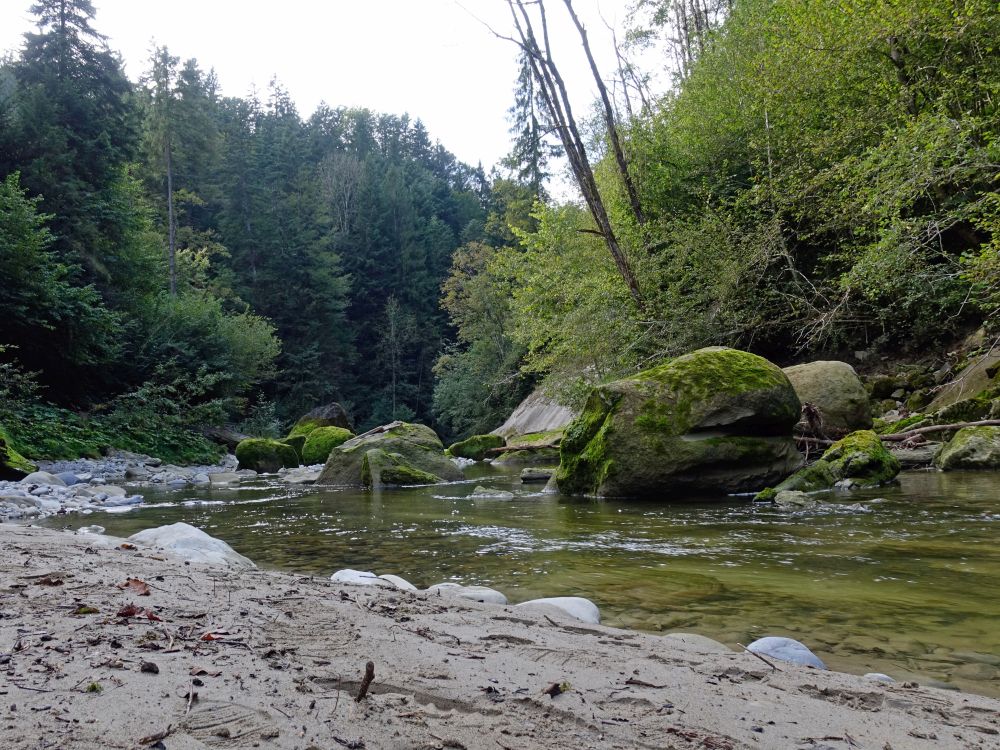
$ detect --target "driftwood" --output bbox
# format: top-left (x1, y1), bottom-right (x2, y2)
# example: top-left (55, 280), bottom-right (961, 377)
top-left (485, 443), bottom-right (560, 456)
top-left (879, 418), bottom-right (1000, 442)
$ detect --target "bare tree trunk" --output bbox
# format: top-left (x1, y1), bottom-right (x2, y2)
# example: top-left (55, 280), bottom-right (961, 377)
top-left (165, 138), bottom-right (176, 297)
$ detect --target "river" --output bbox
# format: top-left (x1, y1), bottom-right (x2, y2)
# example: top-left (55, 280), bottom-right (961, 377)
top-left (42, 465), bottom-right (1000, 697)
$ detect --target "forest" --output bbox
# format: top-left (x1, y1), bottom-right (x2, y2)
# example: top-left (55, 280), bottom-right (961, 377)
top-left (2, 0), bottom-right (999, 463)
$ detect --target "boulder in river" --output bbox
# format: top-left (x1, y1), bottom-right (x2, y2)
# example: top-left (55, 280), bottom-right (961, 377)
top-left (756, 430), bottom-right (900, 500)
top-left (128, 522), bottom-right (255, 568)
top-left (317, 421), bottom-right (463, 488)
top-left (288, 402), bottom-right (354, 438)
top-left (235, 438), bottom-right (300, 473)
top-left (301, 426), bottom-right (354, 465)
top-left (556, 347), bottom-right (803, 498)
top-left (933, 426), bottom-right (1000, 470)
top-left (448, 433), bottom-right (504, 461)
top-left (0, 425), bottom-right (36, 480)
top-left (783, 360), bottom-right (872, 436)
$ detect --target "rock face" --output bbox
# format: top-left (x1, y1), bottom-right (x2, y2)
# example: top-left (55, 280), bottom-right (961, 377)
top-left (493, 390), bottom-right (577, 440)
top-left (0, 425), bottom-right (36, 480)
top-left (128, 523), bottom-right (255, 568)
top-left (288, 402), bottom-right (354, 438)
top-left (927, 352), bottom-right (1000, 412)
top-left (757, 430), bottom-right (900, 499)
top-left (301, 426), bottom-right (354, 465)
top-left (448, 434), bottom-right (505, 461)
top-left (235, 438), bottom-right (300, 473)
top-left (934, 426), bottom-right (1000, 470)
top-left (556, 347), bottom-right (803, 498)
top-left (783, 361), bottom-right (872, 435)
top-left (317, 421), bottom-right (463, 487)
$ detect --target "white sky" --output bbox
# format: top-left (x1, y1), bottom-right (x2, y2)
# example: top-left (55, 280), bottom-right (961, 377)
top-left (0, 0), bottom-right (645, 172)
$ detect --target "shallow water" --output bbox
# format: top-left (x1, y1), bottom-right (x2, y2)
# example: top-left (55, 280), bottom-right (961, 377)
top-left (42, 466), bottom-right (1000, 697)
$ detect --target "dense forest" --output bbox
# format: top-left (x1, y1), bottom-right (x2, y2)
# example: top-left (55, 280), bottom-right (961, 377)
top-left (2, 0), bottom-right (999, 462)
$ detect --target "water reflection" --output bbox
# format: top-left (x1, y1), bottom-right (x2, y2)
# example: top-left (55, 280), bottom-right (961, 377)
top-left (42, 468), bottom-right (1000, 697)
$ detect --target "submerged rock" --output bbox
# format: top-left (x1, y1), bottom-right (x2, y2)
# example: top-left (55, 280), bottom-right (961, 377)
top-left (516, 596), bottom-right (601, 624)
top-left (773, 490), bottom-right (819, 508)
top-left (128, 522), bottom-right (254, 568)
top-left (556, 347), bottom-right (802, 498)
top-left (757, 430), bottom-right (900, 500)
top-left (783, 360), bottom-right (872, 435)
top-left (747, 636), bottom-right (826, 669)
top-left (318, 421), bottom-right (462, 488)
top-left (235, 438), bottom-right (300, 473)
top-left (933, 426), bottom-right (1000, 470)
top-left (448, 434), bottom-right (505, 461)
top-left (470, 485), bottom-right (515, 499)
top-left (520, 467), bottom-right (555, 483)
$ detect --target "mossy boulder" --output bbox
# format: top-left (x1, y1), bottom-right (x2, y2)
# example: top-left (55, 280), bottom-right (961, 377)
top-left (755, 430), bottom-right (900, 500)
top-left (448, 434), bottom-right (505, 461)
top-left (783, 360), bottom-right (872, 436)
top-left (288, 402), bottom-right (353, 438)
top-left (933, 426), bottom-right (1000, 470)
top-left (302, 426), bottom-right (354, 465)
top-left (556, 347), bottom-right (803, 498)
top-left (318, 421), bottom-right (463, 487)
top-left (235, 438), bottom-right (300, 473)
top-left (493, 447), bottom-right (560, 466)
top-left (281, 435), bottom-right (306, 462)
top-left (0, 424), bottom-right (36, 480)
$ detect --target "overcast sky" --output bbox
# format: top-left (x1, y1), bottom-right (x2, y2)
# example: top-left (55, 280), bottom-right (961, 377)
top-left (0, 0), bottom-right (646, 172)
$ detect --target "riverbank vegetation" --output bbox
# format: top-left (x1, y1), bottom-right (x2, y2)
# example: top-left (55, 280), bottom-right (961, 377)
top-left (2, 0), bottom-right (999, 461)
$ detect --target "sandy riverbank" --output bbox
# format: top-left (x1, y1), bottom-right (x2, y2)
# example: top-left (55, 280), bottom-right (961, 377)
top-left (2, 524), bottom-right (998, 749)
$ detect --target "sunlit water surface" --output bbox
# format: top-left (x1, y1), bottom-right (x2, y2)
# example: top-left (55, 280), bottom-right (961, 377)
top-left (42, 465), bottom-right (1000, 697)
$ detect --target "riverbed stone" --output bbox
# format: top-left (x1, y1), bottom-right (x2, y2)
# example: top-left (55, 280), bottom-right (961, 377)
top-left (318, 421), bottom-right (462, 487)
top-left (21, 471), bottom-right (66, 487)
top-left (235, 438), bottom-right (300, 473)
top-left (783, 360), bottom-right (872, 436)
top-left (128, 522), bottom-right (255, 568)
top-left (773, 490), bottom-right (819, 508)
top-left (520, 467), bottom-right (554, 483)
top-left (933, 426), bottom-right (1000, 470)
top-left (427, 583), bottom-right (508, 605)
top-left (556, 347), bottom-right (803, 498)
top-left (747, 636), bottom-right (826, 669)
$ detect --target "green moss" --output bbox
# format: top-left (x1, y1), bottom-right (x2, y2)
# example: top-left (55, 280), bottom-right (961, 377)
top-left (287, 418), bottom-right (323, 439)
top-left (281, 435), bottom-right (306, 462)
top-left (514, 429), bottom-right (565, 446)
top-left (235, 438), bottom-right (300, 473)
top-left (875, 413), bottom-right (927, 435)
top-left (934, 426), bottom-right (1000, 470)
top-left (360, 447), bottom-right (442, 487)
top-left (302, 426), bottom-right (354, 465)
top-left (935, 396), bottom-right (992, 424)
top-left (0, 423), bottom-right (37, 479)
top-left (448, 433), bottom-right (505, 460)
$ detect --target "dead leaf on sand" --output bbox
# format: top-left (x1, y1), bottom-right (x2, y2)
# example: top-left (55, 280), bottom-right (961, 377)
top-left (117, 577), bottom-right (151, 595)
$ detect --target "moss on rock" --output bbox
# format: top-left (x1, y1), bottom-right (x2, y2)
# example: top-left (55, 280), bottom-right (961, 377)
top-left (933, 426), bottom-right (1000, 470)
top-left (494, 447), bottom-right (561, 466)
top-left (0, 424), bottom-right (36, 480)
top-left (301, 427), bottom-right (354, 465)
top-left (557, 347), bottom-right (802, 498)
top-left (281, 435), bottom-right (306, 462)
top-left (448, 434), bottom-right (505, 461)
top-left (360, 448), bottom-right (443, 486)
top-left (235, 438), bottom-right (300, 473)
top-left (288, 402), bottom-right (353, 439)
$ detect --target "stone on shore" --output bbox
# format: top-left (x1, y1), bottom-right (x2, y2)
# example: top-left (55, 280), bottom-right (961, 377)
top-left (427, 582), bottom-right (508, 605)
top-left (20, 470), bottom-right (66, 487)
top-left (235, 438), bottom-right (300, 473)
top-left (128, 522), bottom-right (255, 568)
top-left (747, 636), bottom-right (826, 669)
top-left (516, 596), bottom-right (601, 624)
top-left (318, 421), bottom-right (462, 488)
top-left (783, 360), bottom-right (872, 435)
top-left (557, 347), bottom-right (803, 498)
top-left (933, 426), bottom-right (1000, 470)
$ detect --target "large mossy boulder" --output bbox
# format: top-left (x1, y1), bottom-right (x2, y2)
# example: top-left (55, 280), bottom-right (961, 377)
top-left (0, 424), bottom-right (36, 480)
top-left (556, 347), bottom-right (803, 498)
top-left (235, 438), bottom-right (300, 473)
top-left (783, 361), bottom-right (872, 436)
top-left (933, 426), bottom-right (1000, 470)
top-left (318, 421), bottom-right (463, 488)
top-left (756, 430), bottom-right (900, 499)
top-left (288, 402), bottom-right (354, 438)
top-left (302, 426), bottom-right (354, 465)
top-left (448, 434), bottom-right (505, 461)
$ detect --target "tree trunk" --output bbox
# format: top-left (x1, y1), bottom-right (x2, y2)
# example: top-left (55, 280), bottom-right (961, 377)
top-left (165, 138), bottom-right (176, 296)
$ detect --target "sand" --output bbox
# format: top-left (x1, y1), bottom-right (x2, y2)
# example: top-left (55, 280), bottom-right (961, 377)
top-left (2, 523), bottom-right (999, 750)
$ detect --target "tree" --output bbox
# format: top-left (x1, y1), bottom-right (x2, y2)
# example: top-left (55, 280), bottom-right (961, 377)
top-left (501, 52), bottom-right (560, 199)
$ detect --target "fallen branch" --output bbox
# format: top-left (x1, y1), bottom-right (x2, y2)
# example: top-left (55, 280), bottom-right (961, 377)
top-left (355, 661), bottom-right (375, 702)
top-left (737, 643), bottom-right (782, 672)
top-left (880, 419), bottom-right (1000, 442)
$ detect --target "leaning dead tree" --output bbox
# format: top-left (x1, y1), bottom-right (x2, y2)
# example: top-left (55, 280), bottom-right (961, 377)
top-left (500, 0), bottom-right (645, 309)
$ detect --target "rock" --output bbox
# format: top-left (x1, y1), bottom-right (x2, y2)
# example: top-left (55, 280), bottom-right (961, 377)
top-left (864, 672), bottom-right (895, 683)
top-left (520, 467), bottom-right (555, 483)
top-left (192, 473), bottom-right (210, 484)
top-left (557, 347), bottom-right (803, 498)
top-left (128, 522), bottom-right (255, 568)
top-left (331, 569), bottom-right (394, 588)
top-left (448, 434), bottom-right (505, 461)
top-left (89, 484), bottom-right (126, 497)
top-left (928, 352), bottom-right (1000, 412)
top-left (933, 426), bottom-right (1000, 470)
top-left (0, 424), bottom-right (36, 480)
top-left (301, 426), bottom-right (354, 465)
top-left (279, 466), bottom-right (322, 484)
top-left (892, 445), bottom-right (939, 468)
top-left (318, 421), bottom-right (462, 488)
top-left (516, 597), bottom-right (601, 624)
top-left (773, 490), bottom-right (819, 508)
top-left (288, 402), bottom-right (354, 438)
top-left (470, 485), bottom-right (515, 499)
top-left (747, 636), bottom-right (826, 669)
top-left (783, 361), bottom-right (872, 435)
top-left (208, 472), bottom-right (241, 485)
top-left (378, 574), bottom-right (418, 592)
top-left (124, 466), bottom-right (149, 480)
top-left (427, 583), bottom-right (508, 605)
top-left (55, 471), bottom-right (80, 485)
top-left (493, 389), bottom-right (577, 441)
top-left (757, 430), bottom-right (900, 500)
top-left (21, 470), bottom-right (66, 487)
top-left (493, 448), bottom-right (560, 466)
top-left (281, 435), bottom-right (306, 462)
top-left (235, 438), bottom-right (300, 473)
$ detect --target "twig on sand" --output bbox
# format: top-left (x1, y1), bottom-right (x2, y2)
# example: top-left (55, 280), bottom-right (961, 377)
top-left (737, 643), bottom-right (781, 672)
top-left (355, 661), bottom-right (375, 702)
top-left (139, 725), bottom-right (172, 745)
top-left (185, 680), bottom-right (196, 713)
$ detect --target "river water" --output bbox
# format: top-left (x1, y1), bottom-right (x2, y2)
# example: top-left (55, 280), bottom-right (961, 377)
top-left (42, 466), bottom-right (1000, 697)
